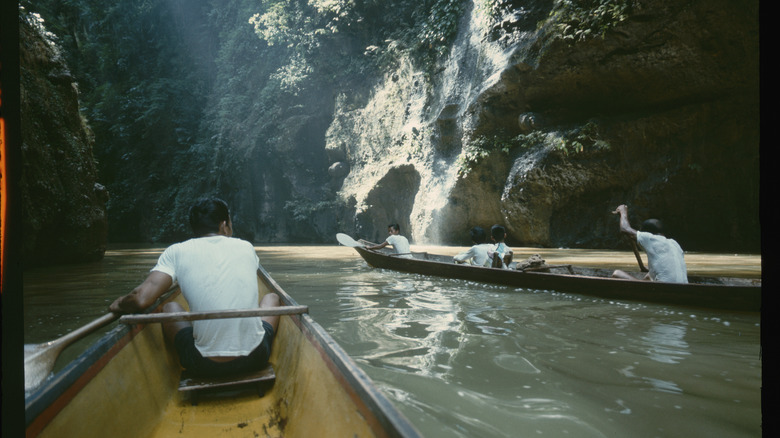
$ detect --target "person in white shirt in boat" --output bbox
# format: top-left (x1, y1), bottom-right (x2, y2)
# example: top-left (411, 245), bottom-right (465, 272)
top-left (365, 223), bottom-right (414, 259)
top-left (611, 204), bottom-right (688, 283)
top-left (454, 226), bottom-right (493, 266)
top-left (488, 224), bottom-right (514, 269)
top-left (110, 197), bottom-right (282, 377)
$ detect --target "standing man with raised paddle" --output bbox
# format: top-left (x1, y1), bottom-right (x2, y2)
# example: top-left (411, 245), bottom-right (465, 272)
top-left (110, 197), bottom-right (282, 377)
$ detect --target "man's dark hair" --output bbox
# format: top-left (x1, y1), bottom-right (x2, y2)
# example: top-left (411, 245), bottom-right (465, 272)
top-left (388, 223), bottom-right (401, 232)
top-left (491, 224), bottom-right (506, 241)
top-left (640, 219), bottom-right (664, 235)
top-left (470, 226), bottom-right (486, 244)
top-left (189, 198), bottom-right (230, 236)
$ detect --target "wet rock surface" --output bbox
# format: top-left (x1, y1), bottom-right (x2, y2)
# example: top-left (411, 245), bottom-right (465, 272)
top-left (333, 0), bottom-right (759, 251)
top-left (20, 11), bottom-right (108, 266)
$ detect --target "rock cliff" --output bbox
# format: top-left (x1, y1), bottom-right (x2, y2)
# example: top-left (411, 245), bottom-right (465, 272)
top-left (330, 0), bottom-right (759, 251)
top-left (21, 0), bottom-right (759, 253)
top-left (19, 10), bottom-right (108, 266)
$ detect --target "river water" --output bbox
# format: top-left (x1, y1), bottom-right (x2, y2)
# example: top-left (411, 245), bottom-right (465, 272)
top-left (23, 245), bottom-right (762, 437)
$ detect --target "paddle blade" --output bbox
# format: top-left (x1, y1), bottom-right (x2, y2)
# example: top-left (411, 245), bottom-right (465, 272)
top-left (336, 233), bottom-right (363, 247)
top-left (24, 342), bottom-right (62, 391)
top-left (23, 312), bottom-right (117, 391)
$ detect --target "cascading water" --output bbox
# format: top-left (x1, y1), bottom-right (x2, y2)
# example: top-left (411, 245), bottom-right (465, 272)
top-left (330, 0), bottom-right (533, 244)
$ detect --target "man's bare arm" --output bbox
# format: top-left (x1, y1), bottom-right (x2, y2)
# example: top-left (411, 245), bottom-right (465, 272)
top-left (613, 204), bottom-right (648, 272)
top-left (366, 241), bottom-right (389, 251)
top-left (110, 271), bottom-right (173, 314)
top-left (613, 204), bottom-right (638, 240)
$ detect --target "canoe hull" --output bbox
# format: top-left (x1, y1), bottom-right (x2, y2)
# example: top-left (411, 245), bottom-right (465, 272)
top-left (25, 265), bottom-right (419, 438)
top-left (354, 247), bottom-right (761, 312)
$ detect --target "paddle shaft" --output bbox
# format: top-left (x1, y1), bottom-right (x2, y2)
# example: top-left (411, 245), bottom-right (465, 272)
top-left (630, 240), bottom-right (649, 272)
top-left (119, 305), bottom-right (309, 324)
top-left (24, 283), bottom-right (184, 391)
top-left (56, 312), bottom-right (119, 346)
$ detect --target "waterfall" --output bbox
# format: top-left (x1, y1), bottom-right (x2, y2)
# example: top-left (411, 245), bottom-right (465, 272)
top-left (330, 0), bottom-right (528, 243)
top-left (408, 1), bottom-right (518, 244)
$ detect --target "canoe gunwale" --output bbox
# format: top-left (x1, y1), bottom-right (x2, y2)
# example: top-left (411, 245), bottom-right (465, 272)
top-left (25, 266), bottom-right (422, 438)
top-left (25, 323), bottom-right (132, 430)
top-left (24, 289), bottom-right (181, 434)
top-left (256, 264), bottom-right (421, 438)
top-left (354, 247), bottom-right (761, 312)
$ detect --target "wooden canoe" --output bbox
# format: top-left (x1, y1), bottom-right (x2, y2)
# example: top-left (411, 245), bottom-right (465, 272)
top-left (25, 264), bottom-right (421, 438)
top-left (352, 247), bottom-right (761, 312)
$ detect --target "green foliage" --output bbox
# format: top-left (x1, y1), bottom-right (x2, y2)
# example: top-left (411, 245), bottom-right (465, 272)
top-left (456, 134), bottom-right (515, 178)
top-left (22, 0), bottom-right (473, 240)
top-left (248, 0), bottom-right (467, 78)
top-left (284, 196), bottom-right (342, 222)
top-left (526, 121), bottom-right (612, 156)
top-left (571, 121), bottom-right (611, 152)
top-left (415, 0), bottom-right (466, 61)
top-left (547, 0), bottom-right (632, 42)
top-left (476, 0), bottom-right (517, 22)
top-left (457, 122), bottom-right (611, 177)
top-left (23, 0), bottom-right (218, 241)
top-left (269, 53), bottom-right (315, 96)
top-left (512, 131), bottom-right (549, 151)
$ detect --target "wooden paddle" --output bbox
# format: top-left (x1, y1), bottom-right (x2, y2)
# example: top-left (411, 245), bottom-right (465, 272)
top-left (24, 312), bottom-right (118, 391)
top-left (336, 233), bottom-right (365, 248)
top-left (118, 305), bottom-right (309, 324)
top-left (25, 282), bottom-right (183, 391)
top-left (612, 206), bottom-right (649, 273)
top-left (630, 239), bottom-right (649, 272)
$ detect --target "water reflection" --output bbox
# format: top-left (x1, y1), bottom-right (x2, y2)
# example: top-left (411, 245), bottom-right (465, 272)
top-left (325, 261), bottom-right (760, 437)
top-left (641, 323), bottom-right (690, 364)
top-left (23, 245), bottom-right (762, 438)
top-left (340, 276), bottom-right (462, 379)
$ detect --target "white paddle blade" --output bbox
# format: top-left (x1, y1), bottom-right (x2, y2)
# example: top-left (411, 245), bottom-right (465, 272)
top-left (24, 342), bottom-right (60, 391)
top-left (336, 233), bottom-right (364, 247)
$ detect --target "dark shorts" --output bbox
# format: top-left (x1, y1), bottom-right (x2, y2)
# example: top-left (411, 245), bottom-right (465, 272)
top-left (174, 321), bottom-right (275, 378)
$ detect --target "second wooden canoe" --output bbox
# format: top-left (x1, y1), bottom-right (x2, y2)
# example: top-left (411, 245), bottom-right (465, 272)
top-left (352, 247), bottom-right (761, 312)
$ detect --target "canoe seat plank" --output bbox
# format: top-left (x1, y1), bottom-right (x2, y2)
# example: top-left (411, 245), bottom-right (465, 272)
top-left (178, 364), bottom-right (276, 405)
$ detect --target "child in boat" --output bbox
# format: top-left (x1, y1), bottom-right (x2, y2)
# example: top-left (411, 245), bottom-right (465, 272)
top-left (365, 223), bottom-right (414, 259)
top-left (454, 226), bottom-right (493, 266)
top-left (488, 224), bottom-right (514, 269)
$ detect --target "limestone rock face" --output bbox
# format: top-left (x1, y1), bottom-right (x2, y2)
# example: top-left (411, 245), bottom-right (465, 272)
top-left (20, 11), bottom-right (108, 267)
top-left (468, 0), bottom-right (760, 251)
top-left (331, 0), bottom-right (759, 251)
top-left (21, 1), bottom-right (758, 253)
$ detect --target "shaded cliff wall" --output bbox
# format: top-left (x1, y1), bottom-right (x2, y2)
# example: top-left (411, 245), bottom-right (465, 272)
top-left (330, 0), bottom-right (759, 251)
top-left (22, 0), bottom-right (759, 253)
top-left (19, 10), bottom-right (108, 266)
top-left (476, 0), bottom-right (760, 251)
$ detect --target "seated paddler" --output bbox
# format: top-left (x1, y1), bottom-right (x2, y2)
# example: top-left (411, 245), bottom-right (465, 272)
top-left (109, 197), bottom-right (282, 377)
top-left (365, 223), bottom-right (414, 259)
top-left (454, 226), bottom-right (493, 266)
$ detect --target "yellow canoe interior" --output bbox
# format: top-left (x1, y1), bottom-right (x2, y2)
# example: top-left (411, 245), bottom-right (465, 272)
top-left (28, 268), bottom-right (412, 438)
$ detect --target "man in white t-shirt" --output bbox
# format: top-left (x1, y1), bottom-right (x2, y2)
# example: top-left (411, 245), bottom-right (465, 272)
top-left (454, 226), bottom-right (493, 266)
top-left (110, 198), bottom-right (282, 377)
top-left (611, 204), bottom-right (688, 283)
top-left (365, 223), bottom-right (414, 259)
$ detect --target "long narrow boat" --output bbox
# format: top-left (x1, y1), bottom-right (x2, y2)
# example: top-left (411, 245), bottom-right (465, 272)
top-left (351, 246), bottom-right (761, 312)
top-left (25, 264), bottom-right (421, 438)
